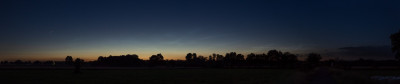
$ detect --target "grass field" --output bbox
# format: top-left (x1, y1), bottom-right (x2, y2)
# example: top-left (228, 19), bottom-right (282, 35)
top-left (5, 67), bottom-right (398, 84)
top-left (331, 69), bottom-right (400, 84)
top-left (0, 69), bottom-right (306, 84)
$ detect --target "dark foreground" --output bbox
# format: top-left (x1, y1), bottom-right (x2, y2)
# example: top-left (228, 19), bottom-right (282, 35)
top-left (0, 69), bottom-right (305, 84)
top-left (1, 67), bottom-right (400, 84)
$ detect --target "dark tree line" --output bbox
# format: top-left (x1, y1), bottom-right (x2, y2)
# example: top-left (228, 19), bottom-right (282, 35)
top-left (246, 50), bottom-right (298, 67)
top-left (0, 60), bottom-right (59, 65)
top-left (95, 54), bottom-right (143, 66)
top-left (0, 50), bottom-right (324, 68)
top-left (87, 50), bottom-right (321, 68)
top-left (63, 56), bottom-right (85, 73)
top-left (2, 31), bottom-right (399, 69)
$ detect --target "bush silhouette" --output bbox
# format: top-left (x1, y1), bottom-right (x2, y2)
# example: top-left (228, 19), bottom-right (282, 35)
top-left (391, 30), bottom-right (400, 61)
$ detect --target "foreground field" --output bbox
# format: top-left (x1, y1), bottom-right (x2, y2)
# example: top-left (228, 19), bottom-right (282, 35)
top-left (331, 68), bottom-right (400, 84)
top-left (0, 69), bottom-right (306, 84)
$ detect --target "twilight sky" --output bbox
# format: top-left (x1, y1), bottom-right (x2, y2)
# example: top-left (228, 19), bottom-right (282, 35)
top-left (0, 0), bottom-right (399, 61)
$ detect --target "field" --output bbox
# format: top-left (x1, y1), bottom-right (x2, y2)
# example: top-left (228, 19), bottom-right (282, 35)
top-left (0, 69), bottom-right (306, 84)
top-left (3, 67), bottom-right (400, 84)
top-left (331, 68), bottom-right (400, 84)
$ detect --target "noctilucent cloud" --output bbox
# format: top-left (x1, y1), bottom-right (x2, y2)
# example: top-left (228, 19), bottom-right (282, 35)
top-left (0, 0), bottom-right (399, 61)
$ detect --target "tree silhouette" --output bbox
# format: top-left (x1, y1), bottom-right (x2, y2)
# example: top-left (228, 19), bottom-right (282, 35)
top-left (97, 56), bottom-right (104, 62)
top-left (246, 53), bottom-right (256, 61)
top-left (33, 60), bottom-right (41, 65)
top-left (196, 55), bottom-right (207, 65)
top-left (267, 50), bottom-right (283, 64)
top-left (186, 53), bottom-right (193, 61)
top-left (23, 51), bottom-right (300, 68)
top-left (211, 53), bottom-right (217, 61)
top-left (14, 60), bottom-right (23, 64)
top-left (65, 56), bottom-right (73, 65)
top-left (306, 53), bottom-right (322, 64)
top-left (223, 52), bottom-right (246, 66)
top-left (390, 30), bottom-right (400, 61)
top-left (0, 61), bottom-right (8, 64)
top-left (246, 53), bottom-right (268, 65)
top-left (74, 58), bottom-right (84, 73)
top-left (150, 54), bottom-right (164, 61)
top-left (281, 52), bottom-right (298, 67)
top-left (306, 53), bottom-right (322, 68)
top-left (95, 54), bottom-right (142, 66)
top-left (193, 53), bottom-right (197, 60)
top-left (149, 53), bottom-right (164, 66)
top-left (184, 53), bottom-right (211, 66)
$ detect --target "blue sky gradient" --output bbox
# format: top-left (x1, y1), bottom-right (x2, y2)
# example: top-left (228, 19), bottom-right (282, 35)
top-left (0, 0), bottom-right (399, 61)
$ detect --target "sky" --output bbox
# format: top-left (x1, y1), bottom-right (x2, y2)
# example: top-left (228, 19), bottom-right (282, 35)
top-left (0, 0), bottom-right (399, 61)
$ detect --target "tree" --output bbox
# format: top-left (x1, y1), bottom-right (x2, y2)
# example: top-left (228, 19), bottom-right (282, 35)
top-left (282, 52), bottom-right (298, 62)
top-left (390, 30), bottom-right (400, 60)
top-left (237, 54), bottom-right (245, 61)
top-left (149, 53), bottom-right (164, 66)
top-left (149, 55), bottom-right (159, 61)
top-left (65, 56), bottom-right (73, 65)
top-left (192, 53), bottom-right (197, 60)
top-left (149, 53), bottom-right (164, 61)
top-left (33, 60), bottom-right (41, 65)
top-left (185, 53), bottom-right (193, 61)
top-left (14, 60), bottom-right (23, 64)
top-left (267, 50), bottom-right (283, 62)
top-left (246, 53), bottom-right (256, 60)
top-left (306, 53), bottom-right (322, 64)
top-left (74, 58), bottom-right (84, 73)
top-left (305, 53), bottom-right (322, 69)
top-left (197, 56), bottom-right (207, 62)
top-left (97, 56), bottom-right (104, 63)
top-left (246, 53), bottom-right (257, 65)
top-left (281, 52), bottom-right (298, 67)
top-left (216, 54), bottom-right (224, 61)
top-left (157, 53), bottom-right (164, 60)
top-left (212, 53), bottom-right (217, 61)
